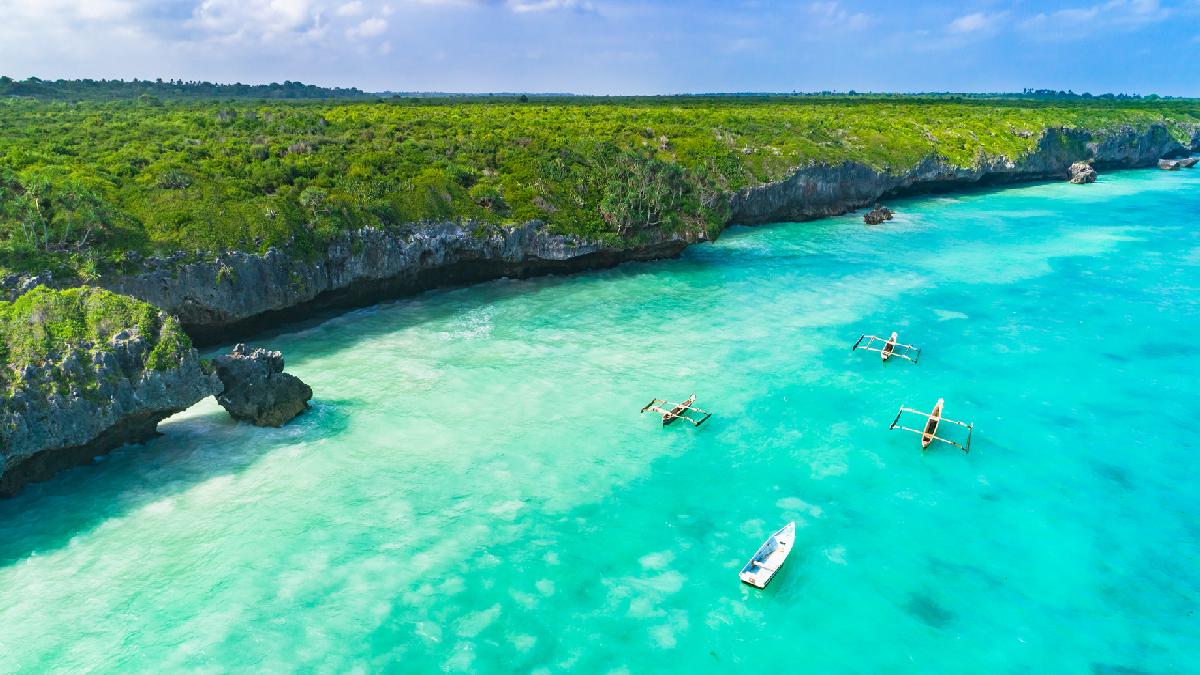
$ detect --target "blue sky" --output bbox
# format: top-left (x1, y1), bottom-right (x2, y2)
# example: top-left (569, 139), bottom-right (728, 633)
top-left (0, 0), bottom-right (1197, 95)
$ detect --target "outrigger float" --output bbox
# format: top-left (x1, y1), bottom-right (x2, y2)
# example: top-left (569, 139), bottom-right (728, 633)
top-left (852, 332), bottom-right (921, 363)
top-left (641, 394), bottom-right (712, 427)
top-left (890, 398), bottom-right (974, 452)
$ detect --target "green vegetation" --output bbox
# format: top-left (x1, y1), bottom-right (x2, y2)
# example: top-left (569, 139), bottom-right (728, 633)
top-left (0, 286), bottom-right (193, 396)
top-left (1, 95), bottom-right (1197, 279)
top-left (0, 76), bottom-right (369, 101)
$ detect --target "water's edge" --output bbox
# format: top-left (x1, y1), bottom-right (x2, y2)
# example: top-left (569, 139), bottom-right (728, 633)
top-left (0, 124), bottom-right (1195, 497)
top-left (100, 123), bottom-right (1200, 345)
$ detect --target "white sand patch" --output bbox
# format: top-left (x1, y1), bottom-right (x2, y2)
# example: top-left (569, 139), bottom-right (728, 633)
top-left (639, 550), bottom-right (674, 570)
top-left (824, 545), bottom-right (847, 565)
top-left (487, 499), bottom-right (525, 520)
top-left (456, 603), bottom-right (501, 638)
top-left (775, 497), bottom-right (824, 517)
top-left (933, 309), bottom-right (969, 321)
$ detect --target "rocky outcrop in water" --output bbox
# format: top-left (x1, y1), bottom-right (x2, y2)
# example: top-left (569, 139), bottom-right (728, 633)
top-left (213, 344), bottom-right (312, 427)
top-left (863, 205), bottom-right (895, 224)
top-left (0, 315), bottom-right (220, 497)
top-left (1159, 159), bottom-right (1183, 170)
top-left (1181, 157), bottom-right (1199, 168)
top-left (1069, 161), bottom-right (1098, 184)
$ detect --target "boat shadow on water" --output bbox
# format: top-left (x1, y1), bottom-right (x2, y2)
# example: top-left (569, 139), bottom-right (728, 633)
top-left (0, 399), bottom-right (355, 567)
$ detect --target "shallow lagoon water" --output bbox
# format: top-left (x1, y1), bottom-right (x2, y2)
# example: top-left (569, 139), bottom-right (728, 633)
top-left (2, 169), bottom-right (1199, 672)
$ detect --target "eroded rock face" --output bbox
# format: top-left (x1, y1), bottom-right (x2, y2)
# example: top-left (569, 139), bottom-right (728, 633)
top-left (729, 124), bottom-right (1196, 225)
top-left (9, 122), bottom-right (1194, 342)
top-left (213, 344), bottom-right (312, 427)
top-left (1068, 161), bottom-right (1097, 184)
top-left (101, 222), bottom-right (703, 343)
top-left (1179, 158), bottom-right (1199, 168)
top-left (0, 327), bottom-right (220, 497)
top-left (864, 205), bottom-right (895, 224)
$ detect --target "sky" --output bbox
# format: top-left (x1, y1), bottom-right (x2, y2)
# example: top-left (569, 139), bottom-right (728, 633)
top-left (0, 0), bottom-right (1198, 95)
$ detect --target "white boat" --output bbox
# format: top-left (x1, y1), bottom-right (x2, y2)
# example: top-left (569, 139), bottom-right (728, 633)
top-left (738, 522), bottom-right (796, 589)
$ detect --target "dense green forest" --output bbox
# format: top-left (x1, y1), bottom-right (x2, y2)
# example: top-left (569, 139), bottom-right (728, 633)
top-left (0, 76), bottom-right (369, 101)
top-left (1, 94), bottom-right (1198, 279)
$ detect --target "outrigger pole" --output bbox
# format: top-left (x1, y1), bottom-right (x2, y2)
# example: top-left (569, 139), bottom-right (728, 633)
top-left (889, 406), bottom-right (973, 452)
top-left (852, 334), bottom-right (921, 364)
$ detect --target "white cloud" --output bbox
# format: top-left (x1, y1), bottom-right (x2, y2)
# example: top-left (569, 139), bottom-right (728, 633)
top-left (335, 1), bottom-right (365, 16)
top-left (1021, 0), bottom-right (1171, 38)
top-left (347, 16), bottom-right (388, 37)
top-left (949, 12), bottom-right (999, 33)
top-left (507, 0), bottom-right (592, 12)
top-left (807, 1), bottom-right (874, 31)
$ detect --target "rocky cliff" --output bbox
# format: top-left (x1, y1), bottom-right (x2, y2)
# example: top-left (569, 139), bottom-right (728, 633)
top-left (20, 122), bottom-right (1200, 344)
top-left (0, 287), bottom-right (220, 497)
top-left (102, 222), bottom-right (702, 343)
top-left (727, 124), bottom-right (1190, 225)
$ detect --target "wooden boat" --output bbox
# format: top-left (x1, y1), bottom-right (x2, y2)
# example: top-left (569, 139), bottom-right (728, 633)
top-left (739, 522), bottom-right (796, 589)
top-left (663, 394), bottom-right (696, 426)
top-left (852, 333), bottom-right (920, 364)
top-left (890, 398), bottom-right (973, 452)
top-left (641, 394), bottom-right (712, 427)
top-left (921, 397), bottom-right (944, 449)
top-left (881, 331), bottom-right (898, 362)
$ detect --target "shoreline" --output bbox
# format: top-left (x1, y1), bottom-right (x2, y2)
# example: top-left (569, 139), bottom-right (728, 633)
top-left (90, 123), bottom-right (1199, 346)
top-left (0, 125), bottom-right (1195, 497)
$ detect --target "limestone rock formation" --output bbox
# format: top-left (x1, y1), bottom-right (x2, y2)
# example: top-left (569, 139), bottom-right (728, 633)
top-left (0, 123), bottom-right (1190, 343)
top-left (213, 344), bottom-right (312, 427)
top-left (1159, 159), bottom-right (1183, 170)
top-left (1180, 157), bottom-right (1199, 168)
top-left (1068, 161), bottom-right (1097, 184)
top-left (0, 290), bottom-right (221, 497)
top-left (863, 205), bottom-right (895, 224)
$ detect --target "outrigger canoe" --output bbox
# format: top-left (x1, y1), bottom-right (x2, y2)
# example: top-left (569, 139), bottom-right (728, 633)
top-left (921, 398), bottom-right (944, 449)
top-left (641, 394), bottom-right (712, 427)
top-left (881, 331), bottom-right (898, 362)
top-left (851, 333), bottom-right (921, 364)
top-left (889, 398), bottom-right (973, 452)
top-left (739, 522), bottom-right (796, 589)
top-left (663, 394), bottom-right (697, 426)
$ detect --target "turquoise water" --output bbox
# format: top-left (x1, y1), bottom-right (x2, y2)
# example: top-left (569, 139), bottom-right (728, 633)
top-left (2, 169), bottom-right (1199, 672)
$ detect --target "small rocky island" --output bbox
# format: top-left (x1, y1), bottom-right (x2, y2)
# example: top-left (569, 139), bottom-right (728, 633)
top-left (213, 344), bottom-right (313, 427)
top-left (1158, 158), bottom-right (1198, 170)
top-left (1068, 161), bottom-right (1098, 184)
top-left (864, 205), bottom-right (895, 225)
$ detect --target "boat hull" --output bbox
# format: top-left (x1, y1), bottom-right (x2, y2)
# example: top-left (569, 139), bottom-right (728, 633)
top-left (739, 522), bottom-right (796, 589)
top-left (922, 399), bottom-right (944, 449)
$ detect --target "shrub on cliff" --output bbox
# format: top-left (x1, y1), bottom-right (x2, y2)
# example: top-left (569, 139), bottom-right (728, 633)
top-left (0, 286), bottom-right (193, 396)
top-left (0, 96), bottom-right (1197, 278)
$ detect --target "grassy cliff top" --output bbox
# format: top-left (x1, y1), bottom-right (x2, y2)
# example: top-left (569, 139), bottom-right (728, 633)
top-left (1, 96), bottom-right (1198, 278)
top-left (0, 286), bottom-right (192, 395)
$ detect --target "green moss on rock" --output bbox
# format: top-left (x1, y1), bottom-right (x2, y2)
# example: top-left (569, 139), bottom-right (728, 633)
top-left (0, 285), bottom-right (193, 395)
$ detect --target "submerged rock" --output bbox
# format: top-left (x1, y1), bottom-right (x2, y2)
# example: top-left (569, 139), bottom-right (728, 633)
top-left (863, 205), bottom-right (895, 225)
top-left (213, 344), bottom-right (312, 427)
top-left (1158, 159), bottom-right (1182, 170)
top-left (1068, 161), bottom-right (1097, 184)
